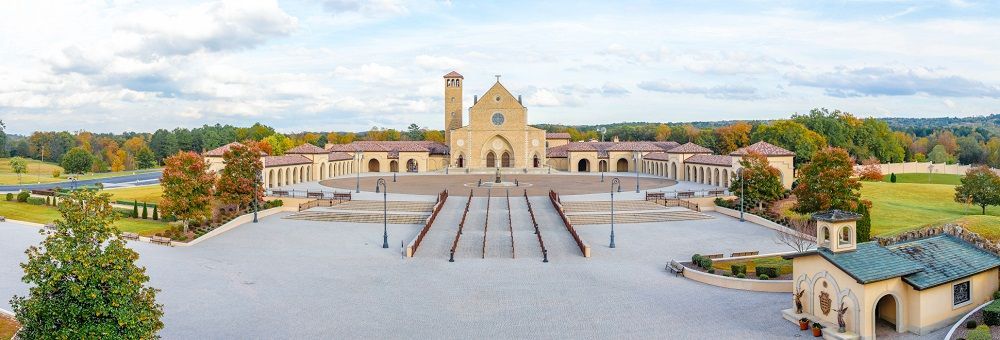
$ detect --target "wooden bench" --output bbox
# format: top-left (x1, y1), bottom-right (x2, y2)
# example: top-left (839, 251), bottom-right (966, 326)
top-left (332, 193), bottom-right (352, 201)
top-left (645, 192), bottom-right (665, 200)
top-left (677, 191), bottom-right (694, 198)
top-left (121, 232), bottom-right (140, 241)
top-left (150, 236), bottom-right (172, 246)
top-left (708, 190), bottom-right (726, 196)
top-left (731, 251), bottom-right (759, 257)
top-left (272, 190), bottom-right (289, 197)
top-left (665, 260), bottom-right (685, 277)
top-left (703, 253), bottom-right (724, 259)
top-left (306, 191), bottom-right (325, 199)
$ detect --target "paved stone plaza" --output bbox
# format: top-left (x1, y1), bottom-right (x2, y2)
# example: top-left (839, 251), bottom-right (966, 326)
top-left (318, 172), bottom-right (678, 196)
top-left (0, 178), bottom-right (946, 339)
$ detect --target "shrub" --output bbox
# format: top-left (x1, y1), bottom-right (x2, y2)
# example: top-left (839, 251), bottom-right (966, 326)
top-left (113, 207), bottom-right (135, 219)
top-left (132, 200), bottom-right (139, 218)
top-left (262, 199), bottom-right (283, 209)
top-left (707, 268), bottom-right (715, 274)
top-left (52, 169), bottom-right (61, 178)
top-left (758, 274), bottom-right (770, 280)
top-left (735, 273), bottom-right (746, 279)
top-left (142, 202), bottom-right (148, 219)
top-left (993, 290), bottom-right (1000, 300)
top-left (45, 196), bottom-right (50, 205)
top-left (26, 197), bottom-right (46, 205)
top-left (153, 205), bottom-right (159, 220)
top-left (967, 325), bottom-right (992, 340)
top-left (890, 173), bottom-right (897, 183)
top-left (983, 300), bottom-right (1000, 326)
top-left (699, 257), bottom-right (713, 270)
top-left (722, 273), bottom-right (731, 277)
top-left (5, 193), bottom-right (12, 201)
top-left (967, 320), bottom-right (978, 329)
top-left (691, 254), bottom-right (702, 263)
top-left (756, 265), bottom-right (779, 278)
top-left (731, 264), bottom-right (747, 276)
top-left (17, 191), bottom-right (30, 202)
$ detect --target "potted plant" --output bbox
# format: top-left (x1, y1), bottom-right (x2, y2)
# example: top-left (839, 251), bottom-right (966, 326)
top-left (798, 317), bottom-right (809, 330)
top-left (812, 322), bottom-right (824, 337)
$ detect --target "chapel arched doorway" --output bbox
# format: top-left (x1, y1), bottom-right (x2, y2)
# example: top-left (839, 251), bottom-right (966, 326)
top-left (577, 159), bottom-right (590, 172)
top-left (368, 159), bottom-right (380, 172)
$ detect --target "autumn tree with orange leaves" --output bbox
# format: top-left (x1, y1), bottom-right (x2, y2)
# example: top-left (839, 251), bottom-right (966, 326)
top-left (160, 151), bottom-right (215, 231)
top-left (215, 142), bottom-right (264, 210)
top-left (793, 147), bottom-right (862, 213)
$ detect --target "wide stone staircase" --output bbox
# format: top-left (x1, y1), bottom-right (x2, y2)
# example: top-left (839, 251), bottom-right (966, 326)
top-left (283, 199), bottom-right (434, 224)
top-left (560, 200), bottom-right (712, 225)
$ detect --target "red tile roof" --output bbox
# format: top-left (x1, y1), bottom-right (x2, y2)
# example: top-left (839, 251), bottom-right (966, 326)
top-left (546, 144), bottom-right (569, 158)
top-left (684, 154), bottom-right (734, 167)
top-left (443, 71), bottom-right (463, 79)
top-left (328, 152), bottom-right (353, 161)
top-left (203, 142), bottom-right (267, 157)
top-left (643, 152), bottom-right (671, 161)
top-left (607, 141), bottom-right (680, 152)
top-left (666, 142), bottom-right (713, 154)
top-left (546, 132), bottom-right (571, 139)
top-left (264, 155), bottom-right (312, 167)
top-left (730, 141), bottom-right (795, 157)
top-left (285, 143), bottom-right (328, 154)
top-left (327, 141), bottom-right (449, 155)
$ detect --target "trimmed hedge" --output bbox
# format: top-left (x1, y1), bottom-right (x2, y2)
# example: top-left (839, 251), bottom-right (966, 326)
top-left (699, 257), bottom-right (713, 270)
top-left (756, 265), bottom-right (779, 279)
top-left (115, 200), bottom-right (158, 208)
top-left (26, 197), bottom-right (46, 205)
top-left (730, 264), bottom-right (747, 276)
top-left (984, 300), bottom-right (1000, 326)
top-left (113, 207), bottom-right (136, 219)
top-left (17, 191), bottom-right (30, 202)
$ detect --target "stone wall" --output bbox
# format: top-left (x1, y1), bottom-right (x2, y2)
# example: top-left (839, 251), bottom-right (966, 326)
top-left (854, 162), bottom-right (998, 176)
top-left (873, 224), bottom-right (1000, 256)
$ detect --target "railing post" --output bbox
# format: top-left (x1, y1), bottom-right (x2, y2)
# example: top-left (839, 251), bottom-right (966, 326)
top-left (449, 250), bottom-right (455, 262)
top-left (543, 249), bottom-right (548, 263)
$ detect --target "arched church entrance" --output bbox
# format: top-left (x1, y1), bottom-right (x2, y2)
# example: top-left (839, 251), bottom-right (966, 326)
top-left (874, 294), bottom-right (902, 338)
top-left (533, 154), bottom-right (540, 168)
top-left (616, 158), bottom-right (629, 172)
top-left (406, 159), bottom-right (418, 172)
top-left (486, 152), bottom-right (496, 168)
top-left (578, 159), bottom-right (591, 172)
top-left (457, 155), bottom-right (464, 168)
top-left (389, 160), bottom-right (399, 172)
top-left (368, 159), bottom-right (380, 172)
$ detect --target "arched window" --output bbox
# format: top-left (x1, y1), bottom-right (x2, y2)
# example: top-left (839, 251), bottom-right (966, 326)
top-left (841, 227), bottom-right (851, 243)
top-left (486, 151), bottom-right (496, 168)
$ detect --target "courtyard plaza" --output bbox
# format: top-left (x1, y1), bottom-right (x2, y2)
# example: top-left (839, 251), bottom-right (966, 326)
top-left (0, 172), bottom-right (946, 339)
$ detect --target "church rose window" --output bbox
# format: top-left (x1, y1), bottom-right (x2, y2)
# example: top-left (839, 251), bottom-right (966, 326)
top-left (492, 113), bottom-right (505, 126)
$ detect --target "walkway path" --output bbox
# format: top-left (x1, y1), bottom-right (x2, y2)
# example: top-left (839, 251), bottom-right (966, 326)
top-left (510, 192), bottom-right (543, 261)
top-left (484, 194), bottom-right (513, 258)
top-left (528, 196), bottom-right (586, 261)
top-left (454, 194), bottom-right (487, 259)
top-left (0, 170), bottom-right (162, 192)
top-left (414, 198), bottom-right (466, 259)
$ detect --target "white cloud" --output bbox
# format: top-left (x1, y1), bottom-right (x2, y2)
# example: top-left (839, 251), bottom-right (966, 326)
top-left (414, 55), bottom-right (464, 71)
top-left (637, 81), bottom-right (764, 100)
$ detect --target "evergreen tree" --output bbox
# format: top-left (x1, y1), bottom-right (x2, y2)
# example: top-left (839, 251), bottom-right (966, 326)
top-left (890, 173), bottom-right (897, 183)
top-left (10, 190), bottom-right (164, 338)
top-left (132, 200), bottom-right (139, 218)
top-left (152, 205), bottom-right (159, 220)
top-left (856, 203), bottom-right (872, 243)
top-left (142, 202), bottom-right (148, 219)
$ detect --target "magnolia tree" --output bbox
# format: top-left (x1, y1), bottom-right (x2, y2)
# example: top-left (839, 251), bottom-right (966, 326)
top-left (10, 190), bottom-right (163, 338)
top-left (954, 165), bottom-right (1000, 215)
top-left (793, 147), bottom-right (862, 213)
top-left (216, 142), bottom-right (264, 211)
top-left (729, 151), bottom-right (784, 210)
top-left (160, 151), bottom-right (215, 232)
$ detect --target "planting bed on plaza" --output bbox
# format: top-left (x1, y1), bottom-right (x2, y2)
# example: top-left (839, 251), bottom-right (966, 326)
top-left (684, 255), bottom-right (793, 280)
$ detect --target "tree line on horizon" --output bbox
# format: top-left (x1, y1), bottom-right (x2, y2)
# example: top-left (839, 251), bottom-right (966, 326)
top-left (2, 108), bottom-right (1000, 173)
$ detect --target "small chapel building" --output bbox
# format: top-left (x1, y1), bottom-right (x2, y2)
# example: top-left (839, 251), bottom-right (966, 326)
top-left (783, 210), bottom-right (1000, 340)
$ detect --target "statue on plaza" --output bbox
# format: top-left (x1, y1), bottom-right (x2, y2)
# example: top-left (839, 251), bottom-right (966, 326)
top-left (836, 301), bottom-right (848, 333)
top-left (495, 167), bottom-right (502, 183)
top-left (794, 289), bottom-right (805, 314)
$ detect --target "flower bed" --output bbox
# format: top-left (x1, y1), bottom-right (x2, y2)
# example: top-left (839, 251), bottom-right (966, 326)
top-left (684, 254), bottom-right (793, 280)
top-left (950, 299), bottom-right (1000, 339)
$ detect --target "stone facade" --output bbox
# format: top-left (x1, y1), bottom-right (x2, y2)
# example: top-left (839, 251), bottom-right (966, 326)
top-left (448, 77), bottom-right (547, 170)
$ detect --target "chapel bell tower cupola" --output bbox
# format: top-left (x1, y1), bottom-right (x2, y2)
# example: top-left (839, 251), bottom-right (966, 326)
top-left (812, 210), bottom-right (862, 253)
top-left (443, 71), bottom-right (464, 146)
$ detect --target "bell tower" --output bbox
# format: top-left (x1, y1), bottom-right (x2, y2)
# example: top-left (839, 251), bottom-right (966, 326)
top-left (443, 71), bottom-right (464, 145)
top-left (812, 209), bottom-right (861, 253)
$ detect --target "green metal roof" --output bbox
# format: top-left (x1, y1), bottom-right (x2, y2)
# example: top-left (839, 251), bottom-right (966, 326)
top-left (785, 235), bottom-right (1000, 291)
top-left (889, 234), bottom-right (1000, 290)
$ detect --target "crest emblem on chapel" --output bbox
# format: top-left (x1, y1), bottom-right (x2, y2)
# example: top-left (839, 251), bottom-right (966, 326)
top-left (820, 291), bottom-right (832, 315)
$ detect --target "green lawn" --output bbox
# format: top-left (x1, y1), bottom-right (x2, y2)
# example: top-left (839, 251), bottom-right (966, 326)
top-left (0, 157), bottom-right (161, 185)
top-left (105, 185), bottom-right (163, 204)
top-left (880, 173), bottom-right (963, 185)
top-left (0, 200), bottom-right (169, 236)
top-left (861, 181), bottom-right (993, 237)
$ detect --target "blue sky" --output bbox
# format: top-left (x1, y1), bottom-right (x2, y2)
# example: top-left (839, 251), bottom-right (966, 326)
top-left (0, 0), bottom-right (998, 134)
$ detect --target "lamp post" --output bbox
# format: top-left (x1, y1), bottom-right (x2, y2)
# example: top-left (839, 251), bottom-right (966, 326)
top-left (633, 151), bottom-right (640, 193)
top-left (610, 178), bottom-right (621, 248)
top-left (375, 178), bottom-right (388, 248)
top-left (737, 168), bottom-right (745, 222)
top-left (253, 170), bottom-right (262, 223)
top-left (355, 151), bottom-right (364, 193)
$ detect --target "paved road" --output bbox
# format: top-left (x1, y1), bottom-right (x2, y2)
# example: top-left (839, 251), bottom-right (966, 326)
top-left (0, 170), bottom-right (162, 192)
